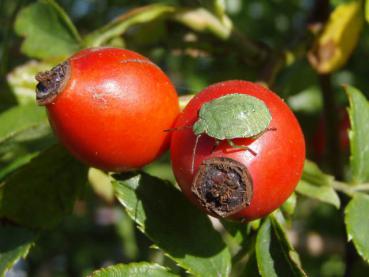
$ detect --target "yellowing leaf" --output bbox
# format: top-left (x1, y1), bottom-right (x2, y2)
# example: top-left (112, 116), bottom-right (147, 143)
top-left (308, 1), bottom-right (364, 73)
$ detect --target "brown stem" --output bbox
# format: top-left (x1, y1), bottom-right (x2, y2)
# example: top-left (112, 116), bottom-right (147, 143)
top-left (319, 74), bottom-right (358, 277)
top-left (309, 1), bottom-right (359, 276)
top-left (318, 74), bottom-right (344, 180)
top-left (259, 52), bottom-right (286, 88)
top-left (229, 29), bottom-right (270, 66)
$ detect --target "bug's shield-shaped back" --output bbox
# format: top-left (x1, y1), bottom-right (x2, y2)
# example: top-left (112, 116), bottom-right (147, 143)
top-left (192, 93), bottom-right (272, 140)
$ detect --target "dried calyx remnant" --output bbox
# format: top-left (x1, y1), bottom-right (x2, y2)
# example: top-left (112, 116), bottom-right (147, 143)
top-left (35, 61), bottom-right (70, 105)
top-left (192, 157), bottom-right (253, 217)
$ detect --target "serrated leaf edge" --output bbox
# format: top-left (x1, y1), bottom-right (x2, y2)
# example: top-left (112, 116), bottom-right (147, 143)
top-left (112, 178), bottom-right (230, 277)
top-left (88, 262), bottom-right (174, 277)
top-left (1, 237), bottom-right (37, 277)
top-left (344, 193), bottom-right (369, 263)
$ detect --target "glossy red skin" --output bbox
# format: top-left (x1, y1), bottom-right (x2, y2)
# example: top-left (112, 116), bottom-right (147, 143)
top-left (170, 80), bottom-right (305, 221)
top-left (46, 47), bottom-right (179, 172)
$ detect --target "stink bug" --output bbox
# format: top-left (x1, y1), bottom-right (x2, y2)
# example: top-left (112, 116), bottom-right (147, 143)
top-left (191, 93), bottom-right (272, 172)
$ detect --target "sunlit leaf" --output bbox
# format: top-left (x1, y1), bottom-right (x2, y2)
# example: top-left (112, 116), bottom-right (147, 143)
top-left (0, 225), bottom-right (38, 277)
top-left (308, 1), bottom-right (363, 73)
top-left (15, 0), bottom-right (81, 59)
top-left (172, 7), bottom-right (232, 40)
top-left (296, 160), bottom-right (340, 208)
top-left (281, 193), bottom-right (297, 217)
top-left (89, 262), bottom-right (177, 277)
top-left (0, 105), bottom-right (48, 145)
top-left (84, 4), bottom-right (175, 47)
top-left (6, 61), bottom-right (52, 105)
top-left (88, 168), bottom-right (114, 204)
top-left (200, 0), bottom-right (225, 16)
top-left (345, 86), bottom-right (369, 184)
top-left (199, 0), bottom-right (227, 22)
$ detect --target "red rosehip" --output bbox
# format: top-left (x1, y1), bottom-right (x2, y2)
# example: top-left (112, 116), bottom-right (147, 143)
top-left (170, 80), bottom-right (305, 221)
top-left (36, 47), bottom-right (179, 172)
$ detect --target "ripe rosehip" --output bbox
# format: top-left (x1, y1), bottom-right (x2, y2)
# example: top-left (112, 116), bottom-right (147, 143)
top-left (170, 80), bottom-right (305, 221)
top-left (35, 47), bottom-right (179, 172)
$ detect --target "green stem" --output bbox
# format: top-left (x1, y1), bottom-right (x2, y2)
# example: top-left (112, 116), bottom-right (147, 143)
top-left (333, 181), bottom-right (369, 197)
top-left (352, 184), bottom-right (369, 191)
top-left (332, 182), bottom-right (354, 197)
top-left (229, 29), bottom-right (270, 66)
top-left (257, 14), bottom-right (313, 87)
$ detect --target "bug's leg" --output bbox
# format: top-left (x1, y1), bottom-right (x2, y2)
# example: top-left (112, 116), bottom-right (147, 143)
top-left (163, 125), bottom-right (192, 132)
top-left (266, 127), bottom-right (277, 132)
top-left (227, 139), bottom-right (257, 156)
top-left (191, 135), bottom-right (201, 174)
top-left (251, 127), bottom-right (277, 139)
top-left (211, 139), bottom-right (221, 153)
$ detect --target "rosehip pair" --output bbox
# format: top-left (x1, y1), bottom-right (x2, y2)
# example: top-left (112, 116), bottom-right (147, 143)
top-left (35, 47), bottom-right (305, 221)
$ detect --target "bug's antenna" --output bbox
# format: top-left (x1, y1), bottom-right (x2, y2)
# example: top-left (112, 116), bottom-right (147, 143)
top-left (191, 135), bottom-right (201, 174)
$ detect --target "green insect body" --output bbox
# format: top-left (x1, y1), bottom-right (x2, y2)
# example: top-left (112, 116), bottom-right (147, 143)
top-left (193, 93), bottom-right (272, 139)
top-left (191, 93), bottom-right (272, 173)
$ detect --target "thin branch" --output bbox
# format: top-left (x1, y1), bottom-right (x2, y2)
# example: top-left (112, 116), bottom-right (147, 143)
top-left (319, 74), bottom-right (344, 180)
top-left (333, 181), bottom-right (369, 196)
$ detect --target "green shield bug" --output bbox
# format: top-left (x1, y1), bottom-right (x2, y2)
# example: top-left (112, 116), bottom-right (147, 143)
top-left (191, 93), bottom-right (272, 172)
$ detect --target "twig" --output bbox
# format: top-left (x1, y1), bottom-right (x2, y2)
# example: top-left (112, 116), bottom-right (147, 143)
top-left (333, 181), bottom-right (369, 197)
top-left (319, 74), bottom-right (344, 180)
top-left (258, 8), bottom-right (314, 87)
top-left (229, 29), bottom-right (270, 66)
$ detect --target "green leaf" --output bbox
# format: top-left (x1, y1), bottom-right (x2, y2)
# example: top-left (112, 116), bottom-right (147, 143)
top-left (241, 250), bottom-right (260, 277)
top-left (281, 193), bottom-right (297, 217)
top-left (287, 86), bottom-right (322, 114)
top-left (345, 193), bottom-right (369, 262)
top-left (199, 0), bottom-right (226, 19)
top-left (113, 172), bottom-right (231, 277)
top-left (88, 168), bottom-right (114, 204)
top-left (0, 145), bottom-right (88, 229)
top-left (0, 225), bottom-right (38, 277)
top-left (345, 85), bottom-right (369, 184)
top-left (14, 0), bottom-right (81, 60)
top-left (0, 104), bottom-right (48, 145)
top-left (295, 160), bottom-right (340, 208)
top-left (308, 1), bottom-right (363, 73)
top-left (89, 262), bottom-right (177, 277)
top-left (7, 61), bottom-right (53, 105)
top-left (366, 0), bottom-right (369, 23)
top-left (84, 4), bottom-right (175, 47)
top-left (172, 7), bottom-right (232, 40)
top-left (0, 153), bottom-right (37, 181)
top-left (331, 0), bottom-right (354, 7)
top-left (230, 234), bottom-right (260, 277)
top-left (255, 217), bottom-right (306, 277)
top-left (115, 210), bottom-right (138, 260)
top-left (256, 219), bottom-right (277, 277)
